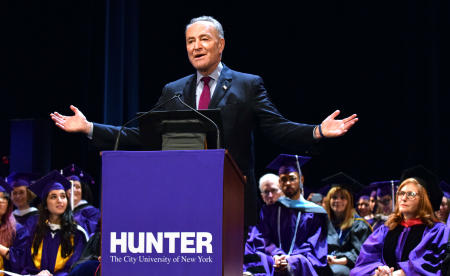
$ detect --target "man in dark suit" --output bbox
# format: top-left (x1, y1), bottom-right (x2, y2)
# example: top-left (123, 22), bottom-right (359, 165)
top-left (50, 16), bottom-right (358, 226)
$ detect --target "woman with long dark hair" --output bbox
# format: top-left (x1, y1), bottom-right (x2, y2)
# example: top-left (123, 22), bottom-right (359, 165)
top-left (321, 172), bottom-right (372, 276)
top-left (0, 178), bottom-right (29, 274)
top-left (351, 166), bottom-right (447, 276)
top-left (23, 170), bottom-right (88, 276)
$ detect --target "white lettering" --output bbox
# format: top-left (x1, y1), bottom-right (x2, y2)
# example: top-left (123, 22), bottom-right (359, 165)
top-left (180, 232), bottom-right (196, 253)
top-left (196, 232), bottom-right (213, 253)
top-left (146, 232), bottom-right (163, 253)
top-left (164, 232), bottom-right (180, 253)
top-left (128, 232), bottom-right (145, 253)
top-left (110, 232), bottom-right (127, 253)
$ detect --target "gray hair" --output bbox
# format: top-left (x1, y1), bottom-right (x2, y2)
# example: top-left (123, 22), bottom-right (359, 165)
top-left (186, 16), bottom-right (224, 39)
top-left (258, 173), bottom-right (280, 192)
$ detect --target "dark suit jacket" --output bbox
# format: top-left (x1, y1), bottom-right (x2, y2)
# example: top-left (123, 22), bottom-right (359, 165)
top-left (92, 64), bottom-right (316, 225)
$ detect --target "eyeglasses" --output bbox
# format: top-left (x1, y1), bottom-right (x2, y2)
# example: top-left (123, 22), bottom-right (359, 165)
top-left (279, 176), bottom-right (298, 183)
top-left (397, 191), bottom-right (418, 200)
top-left (261, 189), bottom-right (279, 196)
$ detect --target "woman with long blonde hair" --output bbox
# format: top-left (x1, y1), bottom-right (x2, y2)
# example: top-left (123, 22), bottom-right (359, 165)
top-left (351, 165), bottom-right (446, 276)
top-left (321, 172), bottom-right (372, 276)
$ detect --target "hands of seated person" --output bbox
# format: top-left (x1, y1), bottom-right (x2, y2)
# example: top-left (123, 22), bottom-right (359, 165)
top-left (327, 255), bottom-right (348, 265)
top-left (273, 255), bottom-right (289, 272)
top-left (374, 265), bottom-right (394, 276)
top-left (36, 270), bottom-right (53, 276)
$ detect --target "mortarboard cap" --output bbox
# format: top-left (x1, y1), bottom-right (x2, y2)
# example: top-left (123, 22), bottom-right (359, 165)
top-left (440, 181), bottom-right (450, 199)
top-left (320, 172), bottom-right (364, 196)
top-left (400, 165), bottom-right (442, 211)
top-left (61, 164), bottom-right (95, 185)
top-left (266, 154), bottom-right (311, 175)
top-left (370, 180), bottom-right (399, 198)
top-left (0, 177), bottom-right (12, 194)
top-left (6, 172), bottom-right (41, 188)
top-left (30, 170), bottom-right (72, 199)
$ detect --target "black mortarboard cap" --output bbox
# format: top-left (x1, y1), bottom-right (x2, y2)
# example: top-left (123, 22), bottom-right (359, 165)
top-left (30, 170), bottom-right (72, 199)
top-left (320, 172), bottom-right (364, 196)
top-left (400, 165), bottom-right (442, 211)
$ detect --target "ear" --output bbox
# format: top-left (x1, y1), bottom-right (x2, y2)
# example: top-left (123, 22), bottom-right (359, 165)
top-left (218, 38), bottom-right (225, 53)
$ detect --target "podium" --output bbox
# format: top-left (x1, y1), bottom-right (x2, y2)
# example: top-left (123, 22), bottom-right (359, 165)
top-left (101, 149), bottom-right (245, 275)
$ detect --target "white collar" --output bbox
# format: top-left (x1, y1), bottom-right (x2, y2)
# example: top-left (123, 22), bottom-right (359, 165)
top-left (74, 199), bottom-right (88, 208)
top-left (13, 207), bottom-right (38, 216)
top-left (196, 62), bottom-right (223, 85)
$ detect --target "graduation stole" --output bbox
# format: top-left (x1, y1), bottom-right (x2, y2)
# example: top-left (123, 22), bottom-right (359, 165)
top-left (32, 236), bottom-right (75, 272)
top-left (0, 256), bottom-right (3, 276)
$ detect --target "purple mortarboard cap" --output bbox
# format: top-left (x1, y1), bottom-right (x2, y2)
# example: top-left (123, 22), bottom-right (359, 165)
top-left (370, 180), bottom-right (399, 198)
top-left (266, 154), bottom-right (311, 175)
top-left (440, 181), bottom-right (450, 199)
top-left (370, 189), bottom-right (377, 198)
top-left (61, 164), bottom-right (95, 185)
top-left (30, 170), bottom-right (72, 199)
top-left (6, 172), bottom-right (40, 188)
top-left (400, 165), bottom-right (442, 211)
top-left (356, 184), bottom-right (373, 201)
top-left (0, 177), bottom-right (12, 194)
top-left (320, 172), bottom-right (364, 196)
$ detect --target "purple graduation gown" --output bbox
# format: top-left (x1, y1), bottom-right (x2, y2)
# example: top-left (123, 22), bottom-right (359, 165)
top-left (14, 211), bottom-right (39, 234)
top-left (243, 226), bottom-right (275, 275)
top-left (22, 226), bottom-right (87, 276)
top-left (350, 222), bottom-right (447, 276)
top-left (4, 222), bottom-right (30, 273)
top-left (255, 202), bottom-right (328, 276)
top-left (73, 203), bottom-right (100, 237)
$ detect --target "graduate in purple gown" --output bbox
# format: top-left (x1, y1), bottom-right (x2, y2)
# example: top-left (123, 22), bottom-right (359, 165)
top-left (436, 181), bottom-right (450, 224)
top-left (0, 177), bottom-right (29, 274)
top-left (367, 180), bottom-right (399, 231)
top-left (6, 172), bottom-right (40, 233)
top-left (321, 172), bottom-right (372, 276)
top-left (351, 165), bottom-right (446, 276)
top-left (61, 164), bottom-right (100, 237)
top-left (23, 170), bottom-right (88, 276)
top-left (251, 154), bottom-right (328, 276)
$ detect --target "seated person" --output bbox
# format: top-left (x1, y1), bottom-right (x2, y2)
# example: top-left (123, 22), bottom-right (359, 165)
top-left (7, 172), bottom-right (40, 233)
top-left (367, 180), bottom-right (398, 231)
top-left (61, 164), bottom-right (100, 237)
top-left (321, 172), bottom-right (372, 276)
top-left (259, 173), bottom-right (283, 205)
top-left (351, 165), bottom-right (447, 276)
top-left (0, 178), bottom-right (29, 273)
top-left (250, 154), bottom-right (328, 276)
top-left (436, 181), bottom-right (450, 225)
top-left (23, 170), bottom-right (88, 276)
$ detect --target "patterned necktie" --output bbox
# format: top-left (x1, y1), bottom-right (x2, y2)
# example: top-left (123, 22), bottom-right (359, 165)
top-left (198, 76), bottom-right (211, 109)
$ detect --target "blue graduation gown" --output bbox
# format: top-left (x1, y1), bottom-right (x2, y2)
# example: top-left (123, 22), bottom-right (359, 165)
top-left (326, 214), bottom-right (372, 275)
top-left (350, 222), bottom-right (447, 276)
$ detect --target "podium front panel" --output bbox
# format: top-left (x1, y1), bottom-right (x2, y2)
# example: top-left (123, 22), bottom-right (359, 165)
top-left (101, 150), bottom-right (226, 275)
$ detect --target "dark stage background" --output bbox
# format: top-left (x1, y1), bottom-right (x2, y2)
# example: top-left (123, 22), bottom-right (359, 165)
top-left (2, 0), bottom-right (450, 206)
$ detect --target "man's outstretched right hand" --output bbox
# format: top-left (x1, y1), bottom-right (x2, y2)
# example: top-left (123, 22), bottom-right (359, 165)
top-left (50, 105), bottom-right (92, 135)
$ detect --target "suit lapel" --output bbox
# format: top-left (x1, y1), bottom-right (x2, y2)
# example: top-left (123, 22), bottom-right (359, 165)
top-left (209, 65), bottom-right (232, 108)
top-left (182, 74), bottom-right (197, 108)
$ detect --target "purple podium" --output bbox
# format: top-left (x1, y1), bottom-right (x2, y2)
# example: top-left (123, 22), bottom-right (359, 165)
top-left (101, 149), bottom-right (245, 275)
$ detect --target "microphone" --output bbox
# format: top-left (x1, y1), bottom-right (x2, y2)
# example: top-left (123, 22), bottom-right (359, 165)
top-left (113, 94), bottom-right (180, 151)
top-left (172, 95), bottom-right (221, 149)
